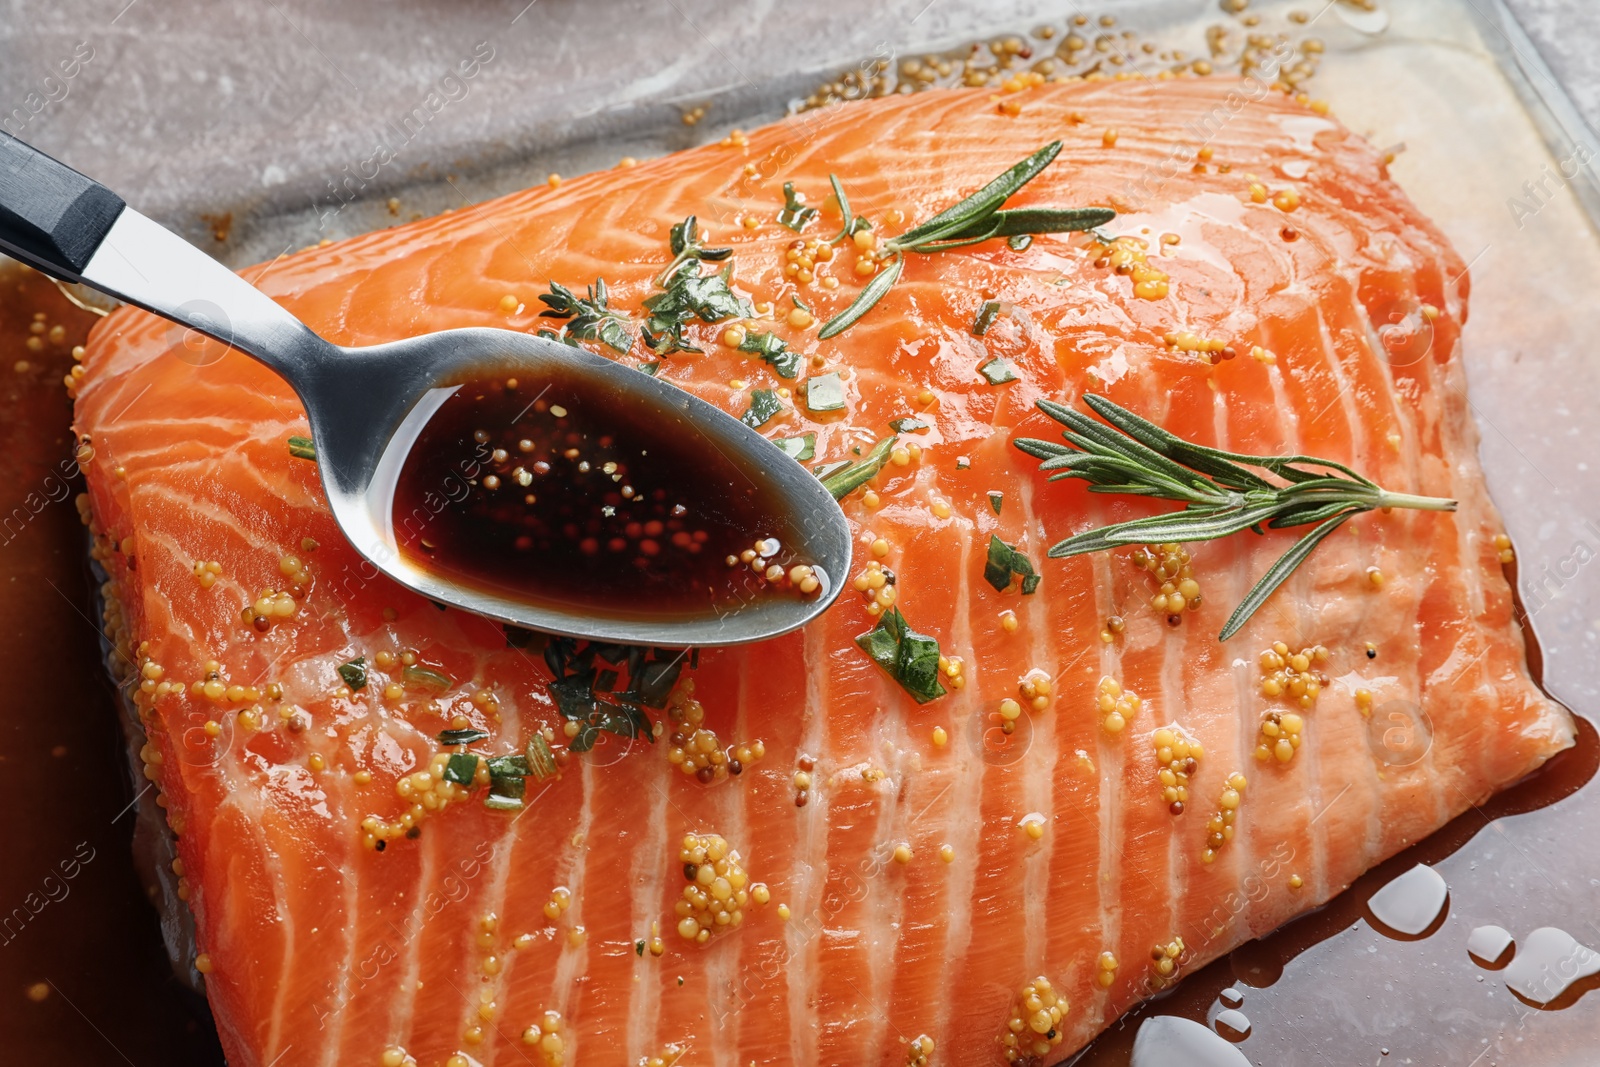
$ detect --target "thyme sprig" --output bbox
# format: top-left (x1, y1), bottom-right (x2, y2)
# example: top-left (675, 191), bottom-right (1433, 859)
top-left (537, 278), bottom-right (633, 354)
top-left (643, 217), bottom-right (749, 355)
top-left (818, 142), bottom-right (1115, 340)
top-left (1016, 394), bottom-right (1457, 640)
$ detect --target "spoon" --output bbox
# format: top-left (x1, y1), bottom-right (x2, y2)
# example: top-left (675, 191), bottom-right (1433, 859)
top-left (0, 134), bottom-right (852, 646)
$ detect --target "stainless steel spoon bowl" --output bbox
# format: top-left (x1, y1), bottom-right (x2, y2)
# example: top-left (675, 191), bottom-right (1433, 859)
top-left (0, 133), bottom-right (852, 646)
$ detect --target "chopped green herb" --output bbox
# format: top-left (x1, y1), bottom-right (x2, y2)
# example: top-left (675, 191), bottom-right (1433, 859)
top-left (438, 728), bottom-right (488, 745)
top-left (403, 664), bottom-right (452, 690)
top-left (778, 182), bottom-right (818, 231)
top-left (988, 491), bottom-right (1004, 515)
top-left (484, 792), bottom-right (524, 811)
top-left (819, 435), bottom-right (898, 499)
top-left (643, 262), bottom-right (748, 355)
top-left (972, 300), bottom-right (1002, 336)
top-left (527, 734), bottom-right (558, 779)
top-left (537, 278), bottom-right (634, 354)
top-left (487, 771), bottom-right (526, 801)
top-left (956, 456), bottom-right (971, 470)
top-left (792, 294), bottom-right (810, 313)
top-left (805, 372), bottom-right (846, 413)
top-left (662, 215), bottom-right (732, 277)
top-left (287, 435), bottom-right (316, 460)
top-left (635, 939), bottom-right (647, 956)
top-left (643, 218), bottom-right (746, 354)
top-left (337, 656), bottom-right (367, 691)
top-left (827, 173), bottom-right (872, 244)
top-left (442, 752), bottom-right (480, 786)
top-left (486, 754), bottom-right (530, 778)
top-left (979, 357), bottom-right (1019, 385)
top-left (984, 535), bottom-right (1040, 594)
top-left (741, 388), bottom-right (783, 428)
top-left (773, 433), bottom-right (816, 461)
top-left (1007, 234), bottom-right (1033, 251)
top-left (637, 361), bottom-right (661, 376)
top-left (855, 607), bottom-right (947, 704)
top-left (544, 638), bottom-right (680, 754)
top-left (737, 331), bottom-right (800, 378)
top-left (818, 144), bottom-right (1115, 339)
top-left (888, 416), bottom-right (930, 434)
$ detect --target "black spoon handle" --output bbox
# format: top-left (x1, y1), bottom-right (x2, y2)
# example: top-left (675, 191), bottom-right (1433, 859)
top-left (0, 133), bottom-right (124, 281)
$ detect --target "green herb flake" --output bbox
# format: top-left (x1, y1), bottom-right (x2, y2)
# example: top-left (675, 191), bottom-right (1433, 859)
top-left (643, 218), bottom-right (746, 354)
top-left (287, 434), bottom-right (316, 460)
top-left (526, 733), bottom-right (558, 780)
top-left (855, 607), bottom-right (947, 704)
top-left (486, 754), bottom-right (530, 778)
top-left (537, 278), bottom-right (634, 354)
top-left (437, 728), bottom-right (488, 745)
top-left (403, 664), bottom-right (453, 690)
top-left (988, 491), bottom-right (1004, 515)
top-left (738, 331), bottom-right (801, 378)
top-left (979, 357), bottom-right (1019, 385)
top-left (818, 434), bottom-right (898, 499)
top-left (778, 182), bottom-right (819, 232)
top-left (637, 361), bottom-right (661, 376)
top-left (487, 771), bottom-right (526, 800)
top-left (889, 416), bottom-right (930, 434)
top-left (984, 535), bottom-right (1040, 594)
top-left (956, 456), bottom-right (971, 470)
top-left (972, 300), bottom-right (1003, 336)
top-left (741, 388), bottom-right (784, 428)
top-left (336, 656), bottom-right (367, 691)
top-left (773, 433), bottom-right (816, 461)
top-left (484, 792), bottom-right (524, 812)
top-left (805, 372), bottom-right (846, 413)
top-left (442, 752), bottom-right (480, 786)
top-left (635, 939), bottom-right (647, 956)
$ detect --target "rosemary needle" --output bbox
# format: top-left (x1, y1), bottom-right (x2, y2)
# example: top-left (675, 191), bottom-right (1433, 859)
top-left (818, 142), bottom-right (1114, 339)
top-left (1015, 394), bottom-right (1457, 640)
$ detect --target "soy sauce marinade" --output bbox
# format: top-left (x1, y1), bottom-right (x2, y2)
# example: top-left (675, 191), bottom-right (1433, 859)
top-left (392, 371), bottom-right (821, 617)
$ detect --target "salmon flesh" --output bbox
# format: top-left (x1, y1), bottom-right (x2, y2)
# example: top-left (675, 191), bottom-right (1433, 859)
top-left (73, 78), bottom-right (1571, 1067)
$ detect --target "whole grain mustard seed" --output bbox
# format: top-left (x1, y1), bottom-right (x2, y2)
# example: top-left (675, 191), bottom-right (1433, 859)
top-left (1001, 975), bottom-right (1067, 1063)
top-left (676, 832), bottom-right (754, 943)
top-left (1096, 676), bottom-right (1141, 734)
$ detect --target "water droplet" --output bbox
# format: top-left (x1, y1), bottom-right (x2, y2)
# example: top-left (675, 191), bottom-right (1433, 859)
top-left (1467, 924), bottom-right (1514, 967)
top-left (1502, 927), bottom-right (1600, 1005)
top-left (1367, 863), bottom-right (1448, 935)
top-left (1213, 1007), bottom-right (1251, 1040)
top-left (1131, 1016), bottom-right (1251, 1067)
top-left (1218, 986), bottom-right (1244, 1008)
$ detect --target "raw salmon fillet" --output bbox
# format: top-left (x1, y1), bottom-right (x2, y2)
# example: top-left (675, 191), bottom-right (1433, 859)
top-left (73, 77), bottom-right (1571, 1067)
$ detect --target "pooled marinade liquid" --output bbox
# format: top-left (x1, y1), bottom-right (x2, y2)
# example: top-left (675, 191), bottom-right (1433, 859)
top-left (391, 370), bottom-right (817, 617)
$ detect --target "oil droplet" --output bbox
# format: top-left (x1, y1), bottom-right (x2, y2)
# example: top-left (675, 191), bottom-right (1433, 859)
top-left (1502, 927), bottom-right (1600, 1005)
top-left (1131, 1016), bottom-right (1250, 1067)
top-left (1213, 1007), bottom-right (1251, 1040)
top-left (1218, 986), bottom-right (1244, 1008)
top-left (1366, 863), bottom-right (1448, 936)
top-left (1467, 924), bottom-right (1514, 967)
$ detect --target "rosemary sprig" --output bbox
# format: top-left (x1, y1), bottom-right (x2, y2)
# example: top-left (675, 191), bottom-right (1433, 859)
top-left (537, 278), bottom-right (633, 354)
top-left (1016, 394), bottom-right (1457, 640)
top-left (818, 142), bottom-right (1115, 340)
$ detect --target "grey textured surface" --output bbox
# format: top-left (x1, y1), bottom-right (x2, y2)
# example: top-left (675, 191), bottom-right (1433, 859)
top-left (1, 0), bottom-right (1594, 264)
